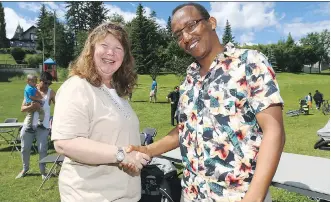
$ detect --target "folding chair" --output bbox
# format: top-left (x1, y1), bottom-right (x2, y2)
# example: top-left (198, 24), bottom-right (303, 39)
top-left (38, 154), bottom-right (65, 191)
top-left (142, 128), bottom-right (157, 137)
top-left (0, 118), bottom-right (18, 145)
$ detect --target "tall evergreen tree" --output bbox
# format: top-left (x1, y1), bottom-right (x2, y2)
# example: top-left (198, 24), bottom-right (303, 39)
top-left (0, 2), bottom-right (9, 48)
top-left (65, 2), bottom-right (89, 35)
top-left (166, 16), bottom-right (172, 37)
top-left (222, 20), bottom-right (235, 45)
top-left (36, 4), bottom-right (55, 60)
top-left (86, 2), bottom-right (108, 30)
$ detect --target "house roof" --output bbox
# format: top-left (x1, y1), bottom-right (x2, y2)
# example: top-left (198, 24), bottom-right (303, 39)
top-left (10, 25), bottom-right (36, 40)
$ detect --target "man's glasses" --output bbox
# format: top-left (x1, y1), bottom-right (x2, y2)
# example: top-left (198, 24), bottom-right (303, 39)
top-left (172, 18), bottom-right (208, 42)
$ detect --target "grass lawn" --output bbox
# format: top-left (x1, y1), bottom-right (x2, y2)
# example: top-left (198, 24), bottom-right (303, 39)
top-left (0, 54), bottom-right (17, 65)
top-left (0, 72), bottom-right (329, 202)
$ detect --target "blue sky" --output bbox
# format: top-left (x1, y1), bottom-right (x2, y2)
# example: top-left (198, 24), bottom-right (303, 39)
top-left (3, 1), bottom-right (330, 45)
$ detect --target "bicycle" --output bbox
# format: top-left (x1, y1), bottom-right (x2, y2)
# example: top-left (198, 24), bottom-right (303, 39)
top-left (286, 98), bottom-right (309, 117)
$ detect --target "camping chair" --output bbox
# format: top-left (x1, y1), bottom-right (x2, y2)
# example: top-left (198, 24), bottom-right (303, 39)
top-left (0, 118), bottom-right (18, 145)
top-left (37, 154), bottom-right (65, 191)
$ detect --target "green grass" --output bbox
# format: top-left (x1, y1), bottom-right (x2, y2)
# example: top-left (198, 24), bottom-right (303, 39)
top-left (0, 72), bottom-right (329, 202)
top-left (0, 54), bottom-right (17, 65)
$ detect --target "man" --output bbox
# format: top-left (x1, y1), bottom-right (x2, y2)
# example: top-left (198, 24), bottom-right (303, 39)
top-left (126, 3), bottom-right (285, 202)
top-left (149, 78), bottom-right (158, 103)
top-left (313, 90), bottom-right (323, 109)
top-left (16, 71), bottom-right (56, 180)
top-left (166, 86), bottom-right (180, 126)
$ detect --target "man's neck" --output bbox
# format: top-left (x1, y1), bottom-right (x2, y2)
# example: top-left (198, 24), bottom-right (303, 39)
top-left (37, 84), bottom-right (48, 93)
top-left (197, 44), bottom-right (224, 76)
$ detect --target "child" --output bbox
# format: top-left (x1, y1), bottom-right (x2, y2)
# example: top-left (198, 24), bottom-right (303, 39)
top-left (24, 74), bottom-right (45, 133)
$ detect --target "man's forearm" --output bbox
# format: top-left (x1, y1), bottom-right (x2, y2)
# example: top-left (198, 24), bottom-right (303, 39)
top-left (147, 126), bottom-right (179, 157)
top-left (243, 131), bottom-right (285, 201)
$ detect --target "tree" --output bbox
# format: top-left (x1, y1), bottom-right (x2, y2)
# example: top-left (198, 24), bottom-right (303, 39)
top-left (0, 2), bottom-right (9, 48)
top-left (11, 47), bottom-right (26, 64)
top-left (300, 32), bottom-right (320, 73)
top-left (36, 4), bottom-right (55, 60)
top-left (222, 20), bottom-right (235, 45)
top-left (266, 47), bottom-right (278, 71)
top-left (55, 22), bottom-right (75, 67)
top-left (65, 2), bottom-right (89, 35)
top-left (86, 2), bottom-right (108, 30)
top-left (108, 13), bottom-right (125, 25)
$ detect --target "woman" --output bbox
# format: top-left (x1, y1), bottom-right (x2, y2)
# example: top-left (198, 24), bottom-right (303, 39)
top-left (51, 22), bottom-right (150, 202)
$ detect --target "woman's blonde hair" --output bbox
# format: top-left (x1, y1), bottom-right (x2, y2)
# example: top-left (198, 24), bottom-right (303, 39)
top-left (69, 22), bottom-right (137, 97)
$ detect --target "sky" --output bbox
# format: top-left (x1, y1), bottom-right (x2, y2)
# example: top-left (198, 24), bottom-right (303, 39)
top-left (2, 1), bottom-right (330, 45)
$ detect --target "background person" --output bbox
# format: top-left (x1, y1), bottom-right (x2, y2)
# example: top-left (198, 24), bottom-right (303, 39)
top-left (16, 71), bottom-right (55, 180)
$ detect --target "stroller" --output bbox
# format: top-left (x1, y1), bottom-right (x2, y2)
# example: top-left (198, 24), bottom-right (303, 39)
top-left (314, 120), bottom-right (330, 151)
top-left (286, 98), bottom-right (310, 117)
top-left (139, 128), bottom-right (182, 202)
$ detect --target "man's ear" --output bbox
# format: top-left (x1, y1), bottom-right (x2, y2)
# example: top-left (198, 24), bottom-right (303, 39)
top-left (208, 17), bottom-right (217, 30)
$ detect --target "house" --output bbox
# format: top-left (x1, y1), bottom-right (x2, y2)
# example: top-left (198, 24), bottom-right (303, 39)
top-left (10, 25), bottom-right (37, 50)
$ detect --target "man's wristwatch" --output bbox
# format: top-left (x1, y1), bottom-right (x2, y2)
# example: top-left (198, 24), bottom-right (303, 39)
top-left (116, 147), bottom-right (125, 163)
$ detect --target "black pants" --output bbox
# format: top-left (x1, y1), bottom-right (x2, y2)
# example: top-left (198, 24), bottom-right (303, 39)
top-left (171, 104), bottom-right (178, 126)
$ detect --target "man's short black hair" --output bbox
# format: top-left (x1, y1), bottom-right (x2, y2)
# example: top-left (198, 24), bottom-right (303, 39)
top-left (172, 3), bottom-right (210, 19)
top-left (40, 71), bottom-right (53, 81)
top-left (174, 86), bottom-right (179, 89)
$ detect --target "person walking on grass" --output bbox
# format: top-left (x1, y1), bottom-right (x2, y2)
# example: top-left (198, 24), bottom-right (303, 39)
top-left (149, 78), bottom-right (157, 103)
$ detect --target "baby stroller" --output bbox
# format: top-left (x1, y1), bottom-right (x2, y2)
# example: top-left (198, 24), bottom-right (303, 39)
top-left (286, 98), bottom-right (309, 117)
top-left (314, 120), bottom-right (330, 151)
top-left (139, 128), bottom-right (182, 202)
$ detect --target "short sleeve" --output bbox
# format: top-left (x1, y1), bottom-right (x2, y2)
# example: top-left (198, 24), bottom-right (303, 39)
top-left (51, 76), bottom-right (92, 141)
top-left (245, 50), bottom-right (284, 114)
top-left (26, 86), bottom-right (36, 96)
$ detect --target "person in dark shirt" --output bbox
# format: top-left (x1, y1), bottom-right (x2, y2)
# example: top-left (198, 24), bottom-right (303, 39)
top-left (313, 90), bottom-right (323, 109)
top-left (167, 86), bottom-right (180, 126)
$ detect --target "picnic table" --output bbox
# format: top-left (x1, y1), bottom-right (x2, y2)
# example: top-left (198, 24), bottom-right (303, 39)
top-left (0, 122), bottom-right (24, 144)
top-left (161, 148), bottom-right (330, 201)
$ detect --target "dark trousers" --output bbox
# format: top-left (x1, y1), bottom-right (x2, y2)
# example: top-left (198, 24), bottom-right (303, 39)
top-left (171, 104), bottom-right (178, 126)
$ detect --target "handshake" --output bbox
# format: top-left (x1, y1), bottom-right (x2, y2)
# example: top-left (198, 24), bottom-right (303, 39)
top-left (119, 145), bottom-right (152, 176)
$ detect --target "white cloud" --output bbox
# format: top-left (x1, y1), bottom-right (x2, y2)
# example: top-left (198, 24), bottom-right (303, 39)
top-left (292, 17), bottom-right (303, 23)
top-left (105, 4), bottom-right (136, 23)
top-left (104, 4), bottom-right (166, 28)
top-left (283, 20), bottom-right (330, 38)
top-left (18, 2), bottom-right (41, 13)
top-left (239, 32), bottom-right (255, 44)
top-left (4, 7), bottom-right (37, 39)
top-left (210, 2), bottom-right (280, 32)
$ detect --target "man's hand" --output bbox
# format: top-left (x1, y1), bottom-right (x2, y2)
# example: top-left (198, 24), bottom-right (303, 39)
top-left (119, 147), bottom-right (151, 175)
top-left (119, 145), bottom-right (152, 173)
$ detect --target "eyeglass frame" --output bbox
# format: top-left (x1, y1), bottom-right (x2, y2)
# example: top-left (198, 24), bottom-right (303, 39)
top-left (172, 18), bottom-right (209, 42)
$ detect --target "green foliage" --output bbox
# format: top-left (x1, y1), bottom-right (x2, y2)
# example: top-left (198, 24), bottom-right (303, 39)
top-left (222, 20), bottom-right (235, 45)
top-left (24, 54), bottom-right (42, 68)
top-left (108, 13), bottom-right (125, 26)
top-left (10, 47), bottom-right (26, 64)
top-left (74, 31), bottom-right (88, 58)
top-left (0, 2), bottom-right (9, 48)
top-left (57, 67), bottom-right (69, 81)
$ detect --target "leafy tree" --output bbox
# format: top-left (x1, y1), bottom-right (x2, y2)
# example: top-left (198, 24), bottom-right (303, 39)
top-left (0, 2), bottom-right (9, 48)
top-left (11, 47), bottom-right (26, 64)
top-left (222, 20), bottom-right (235, 45)
top-left (108, 13), bottom-right (125, 25)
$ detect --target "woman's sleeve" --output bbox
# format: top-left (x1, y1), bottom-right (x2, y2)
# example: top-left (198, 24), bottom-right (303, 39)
top-left (51, 77), bottom-right (92, 140)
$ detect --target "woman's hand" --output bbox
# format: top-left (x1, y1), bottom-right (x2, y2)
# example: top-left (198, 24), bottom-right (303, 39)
top-left (120, 148), bottom-right (151, 175)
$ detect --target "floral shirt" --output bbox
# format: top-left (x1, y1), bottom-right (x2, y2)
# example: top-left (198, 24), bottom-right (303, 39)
top-left (177, 43), bottom-right (284, 202)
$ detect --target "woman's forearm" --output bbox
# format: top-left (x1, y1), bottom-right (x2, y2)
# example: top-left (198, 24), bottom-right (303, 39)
top-left (54, 137), bottom-right (119, 165)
